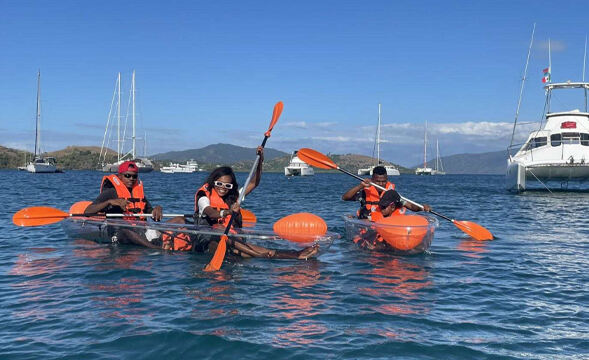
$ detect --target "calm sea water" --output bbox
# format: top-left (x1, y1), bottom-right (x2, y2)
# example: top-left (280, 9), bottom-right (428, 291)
top-left (1, 170), bottom-right (587, 359)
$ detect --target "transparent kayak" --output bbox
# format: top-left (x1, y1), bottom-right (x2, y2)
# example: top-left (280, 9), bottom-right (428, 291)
top-left (62, 216), bottom-right (338, 256)
top-left (343, 214), bottom-right (438, 254)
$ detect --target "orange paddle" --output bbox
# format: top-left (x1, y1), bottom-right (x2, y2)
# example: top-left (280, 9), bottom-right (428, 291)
top-left (204, 101), bottom-right (284, 271)
top-left (297, 148), bottom-right (494, 241)
top-left (13, 206), bottom-right (257, 228)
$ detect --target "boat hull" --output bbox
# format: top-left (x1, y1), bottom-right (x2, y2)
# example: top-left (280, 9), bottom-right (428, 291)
top-left (357, 166), bottom-right (400, 176)
top-left (284, 167), bottom-right (314, 176)
top-left (26, 162), bottom-right (57, 173)
top-left (62, 217), bottom-right (337, 256)
top-left (343, 215), bottom-right (437, 254)
top-left (507, 159), bottom-right (589, 191)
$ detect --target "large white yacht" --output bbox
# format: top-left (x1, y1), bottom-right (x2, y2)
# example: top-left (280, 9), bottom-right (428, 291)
top-left (357, 104), bottom-right (400, 176)
top-left (507, 81), bottom-right (589, 191)
top-left (284, 151), bottom-right (314, 176)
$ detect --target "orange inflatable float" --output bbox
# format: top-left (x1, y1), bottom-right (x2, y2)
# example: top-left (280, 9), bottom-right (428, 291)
top-left (374, 215), bottom-right (430, 251)
top-left (273, 212), bottom-right (328, 243)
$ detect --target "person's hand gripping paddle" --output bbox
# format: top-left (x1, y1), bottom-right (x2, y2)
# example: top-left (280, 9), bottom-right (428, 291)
top-left (204, 101), bottom-right (284, 271)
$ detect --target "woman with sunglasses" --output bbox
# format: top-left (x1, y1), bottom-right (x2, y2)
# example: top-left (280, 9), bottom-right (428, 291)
top-left (84, 160), bottom-right (164, 248)
top-left (194, 147), bottom-right (319, 259)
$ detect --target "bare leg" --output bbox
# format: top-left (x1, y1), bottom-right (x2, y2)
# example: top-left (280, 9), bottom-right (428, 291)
top-left (117, 229), bottom-right (161, 249)
top-left (229, 239), bottom-right (319, 259)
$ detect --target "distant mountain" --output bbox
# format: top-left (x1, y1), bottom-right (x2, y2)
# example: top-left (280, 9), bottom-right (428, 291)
top-left (151, 143), bottom-right (288, 164)
top-left (411, 150), bottom-right (507, 175)
top-left (47, 146), bottom-right (117, 170)
top-left (0, 146), bottom-right (30, 168)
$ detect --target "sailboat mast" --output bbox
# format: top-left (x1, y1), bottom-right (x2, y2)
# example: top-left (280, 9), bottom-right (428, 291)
top-left (132, 70), bottom-right (136, 159)
top-left (34, 70), bottom-right (41, 158)
top-left (509, 23), bottom-right (535, 148)
top-left (117, 72), bottom-right (121, 162)
top-left (436, 139), bottom-right (440, 171)
top-left (377, 103), bottom-right (381, 164)
top-left (423, 121), bottom-right (427, 169)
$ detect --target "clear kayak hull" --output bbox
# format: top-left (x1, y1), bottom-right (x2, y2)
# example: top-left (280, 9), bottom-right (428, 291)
top-left (343, 214), bottom-right (438, 254)
top-left (62, 217), bottom-right (338, 257)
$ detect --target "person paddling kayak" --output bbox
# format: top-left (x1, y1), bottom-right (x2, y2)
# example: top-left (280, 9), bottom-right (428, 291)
top-left (342, 166), bottom-right (431, 222)
top-left (194, 146), bottom-right (319, 259)
top-left (84, 160), bottom-right (164, 248)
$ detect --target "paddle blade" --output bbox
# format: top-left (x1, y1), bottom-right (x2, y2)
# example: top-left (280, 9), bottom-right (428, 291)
top-left (12, 207), bottom-right (69, 227)
top-left (297, 148), bottom-right (337, 170)
top-left (204, 235), bottom-right (228, 271)
top-left (241, 208), bottom-right (257, 228)
top-left (69, 201), bottom-right (92, 214)
top-left (266, 101), bottom-right (283, 136)
top-left (273, 212), bottom-right (328, 243)
top-left (453, 220), bottom-right (493, 241)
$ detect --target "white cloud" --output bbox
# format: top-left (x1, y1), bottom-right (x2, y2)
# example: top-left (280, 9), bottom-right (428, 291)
top-left (282, 121), bottom-right (308, 128)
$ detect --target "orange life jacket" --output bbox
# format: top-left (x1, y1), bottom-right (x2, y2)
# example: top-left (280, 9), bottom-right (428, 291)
top-left (195, 184), bottom-right (232, 227)
top-left (161, 231), bottom-right (192, 251)
top-left (101, 174), bottom-right (146, 216)
top-left (358, 182), bottom-right (405, 221)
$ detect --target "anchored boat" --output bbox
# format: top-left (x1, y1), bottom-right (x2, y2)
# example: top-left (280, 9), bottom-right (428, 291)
top-left (357, 104), bottom-right (400, 176)
top-left (26, 71), bottom-right (57, 173)
top-left (284, 151), bottom-right (314, 176)
top-left (507, 32), bottom-right (589, 191)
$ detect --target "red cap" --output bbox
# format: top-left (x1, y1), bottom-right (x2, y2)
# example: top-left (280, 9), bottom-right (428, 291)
top-left (118, 161), bottom-right (138, 174)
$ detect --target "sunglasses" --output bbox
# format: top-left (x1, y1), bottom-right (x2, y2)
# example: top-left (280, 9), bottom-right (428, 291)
top-left (214, 180), bottom-right (233, 189)
top-left (123, 173), bottom-right (138, 179)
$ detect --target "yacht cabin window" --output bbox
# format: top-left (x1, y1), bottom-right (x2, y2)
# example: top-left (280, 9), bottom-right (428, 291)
top-left (581, 133), bottom-right (589, 146)
top-left (551, 134), bottom-right (561, 146)
top-left (561, 132), bottom-right (580, 145)
top-left (525, 137), bottom-right (547, 150)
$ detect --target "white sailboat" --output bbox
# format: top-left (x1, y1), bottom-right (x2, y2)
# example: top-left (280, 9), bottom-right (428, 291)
top-left (507, 32), bottom-right (589, 191)
top-left (431, 139), bottom-right (446, 175)
top-left (26, 71), bottom-right (57, 173)
top-left (284, 151), bottom-right (314, 176)
top-left (99, 71), bottom-right (153, 173)
top-left (415, 121), bottom-right (433, 175)
top-left (357, 104), bottom-right (400, 176)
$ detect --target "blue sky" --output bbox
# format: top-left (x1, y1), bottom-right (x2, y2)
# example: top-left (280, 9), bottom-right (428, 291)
top-left (1, 0), bottom-right (589, 166)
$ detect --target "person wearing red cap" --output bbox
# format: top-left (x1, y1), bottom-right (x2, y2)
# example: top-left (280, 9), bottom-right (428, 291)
top-left (84, 160), bottom-right (164, 248)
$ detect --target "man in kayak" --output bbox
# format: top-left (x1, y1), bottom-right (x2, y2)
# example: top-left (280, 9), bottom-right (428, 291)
top-left (84, 160), bottom-right (164, 248)
top-left (193, 146), bottom-right (319, 259)
top-left (342, 166), bottom-right (430, 221)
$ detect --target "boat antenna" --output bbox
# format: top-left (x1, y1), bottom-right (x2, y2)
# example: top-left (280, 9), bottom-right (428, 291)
top-left (34, 70), bottom-right (41, 159)
top-left (509, 23), bottom-right (535, 148)
top-left (583, 35), bottom-right (587, 112)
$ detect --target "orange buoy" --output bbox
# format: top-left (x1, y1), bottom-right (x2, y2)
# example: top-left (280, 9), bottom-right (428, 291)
top-left (69, 201), bottom-right (92, 214)
top-left (273, 212), bottom-right (328, 243)
top-left (375, 215), bottom-right (429, 251)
